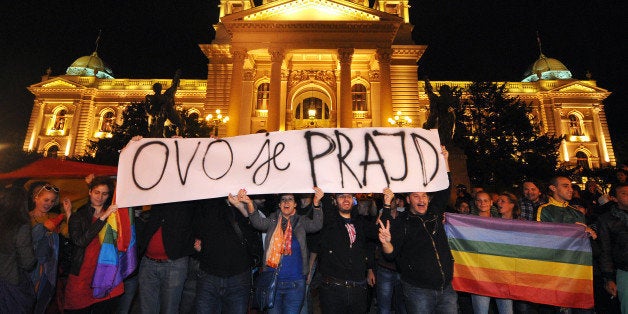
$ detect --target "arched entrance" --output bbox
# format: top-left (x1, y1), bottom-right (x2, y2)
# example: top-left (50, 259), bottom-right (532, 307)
top-left (288, 83), bottom-right (335, 129)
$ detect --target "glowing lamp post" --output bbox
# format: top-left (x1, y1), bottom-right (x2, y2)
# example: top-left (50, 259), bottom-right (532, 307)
top-left (388, 111), bottom-right (412, 127)
top-left (205, 109), bottom-right (230, 136)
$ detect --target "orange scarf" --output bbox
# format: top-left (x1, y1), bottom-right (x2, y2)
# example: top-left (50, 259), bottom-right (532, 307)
top-left (265, 216), bottom-right (293, 268)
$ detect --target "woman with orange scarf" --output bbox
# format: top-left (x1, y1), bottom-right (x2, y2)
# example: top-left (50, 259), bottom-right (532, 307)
top-left (231, 187), bottom-right (324, 313)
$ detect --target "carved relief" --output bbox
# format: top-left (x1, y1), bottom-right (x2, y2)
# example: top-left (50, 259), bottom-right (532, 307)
top-left (376, 48), bottom-right (393, 64)
top-left (338, 48), bottom-right (354, 64)
top-left (288, 70), bottom-right (337, 89)
top-left (269, 49), bottom-right (285, 62)
top-left (243, 69), bottom-right (256, 81)
top-left (369, 70), bottom-right (380, 82)
top-left (231, 50), bottom-right (247, 63)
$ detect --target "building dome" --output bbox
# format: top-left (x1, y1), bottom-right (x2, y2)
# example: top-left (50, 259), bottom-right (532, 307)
top-left (522, 54), bottom-right (572, 82)
top-left (66, 52), bottom-right (114, 79)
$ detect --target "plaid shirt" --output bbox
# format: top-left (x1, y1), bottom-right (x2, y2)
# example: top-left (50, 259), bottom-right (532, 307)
top-left (519, 198), bottom-right (547, 221)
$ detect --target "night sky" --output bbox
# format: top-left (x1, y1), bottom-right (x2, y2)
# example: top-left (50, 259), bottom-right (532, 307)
top-left (1, 1), bottom-right (626, 162)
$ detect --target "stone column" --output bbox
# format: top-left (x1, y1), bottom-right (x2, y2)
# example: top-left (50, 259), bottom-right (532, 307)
top-left (377, 48), bottom-right (393, 126)
top-left (591, 104), bottom-right (610, 164)
top-left (240, 69), bottom-right (255, 134)
top-left (268, 48), bottom-right (284, 131)
top-left (338, 48), bottom-right (354, 128)
top-left (23, 99), bottom-right (44, 151)
top-left (552, 104), bottom-right (568, 161)
top-left (227, 49), bottom-right (246, 136)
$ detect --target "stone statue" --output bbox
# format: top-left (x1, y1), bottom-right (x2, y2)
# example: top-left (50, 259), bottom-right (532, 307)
top-left (146, 69), bottom-right (185, 137)
top-left (423, 79), bottom-right (461, 146)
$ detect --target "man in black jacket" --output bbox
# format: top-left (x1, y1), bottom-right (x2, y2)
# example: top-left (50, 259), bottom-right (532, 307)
top-left (378, 146), bottom-right (456, 314)
top-left (192, 197), bottom-right (260, 314)
top-left (316, 193), bottom-right (378, 313)
top-left (137, 201), bottom-right (196, 314)
top-left (598, 183), bottom-right (628, 314)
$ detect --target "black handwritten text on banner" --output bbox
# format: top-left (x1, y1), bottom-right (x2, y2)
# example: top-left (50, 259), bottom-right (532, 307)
top-left (116, 128), bottom-right (449, 207)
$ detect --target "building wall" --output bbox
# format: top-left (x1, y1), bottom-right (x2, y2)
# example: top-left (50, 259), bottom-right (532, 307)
top-left (23, 0), bottom-right (615, 168)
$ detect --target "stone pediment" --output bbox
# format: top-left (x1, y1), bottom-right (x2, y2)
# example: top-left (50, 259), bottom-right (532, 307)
top-left (223, 0), bottom-right (400, 22)
top-left (552, 82), bottom-right (607, 94)
top-left (39, 79), bottom-right (80, 88)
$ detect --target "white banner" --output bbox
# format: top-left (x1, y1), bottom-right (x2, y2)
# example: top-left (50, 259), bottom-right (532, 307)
top-left (116, 128), bottom-right (449, 207)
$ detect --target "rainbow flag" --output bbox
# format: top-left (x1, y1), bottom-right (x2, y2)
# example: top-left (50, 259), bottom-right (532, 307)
top-left (444, 213), bottom-right (593, 309)
top-left (92, 207), bottom-right (137, 298)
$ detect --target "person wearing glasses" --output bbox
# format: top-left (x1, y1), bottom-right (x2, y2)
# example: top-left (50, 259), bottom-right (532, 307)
top-left (231, 187), bottom-right (324, 314)
top-left (27, 181), bottom-right (72, 313)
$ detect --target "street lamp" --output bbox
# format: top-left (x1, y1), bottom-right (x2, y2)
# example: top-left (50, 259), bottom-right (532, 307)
top-left (388, 111), bottom-right (412, 127)
top-left (205, 109), bottom-right (230, 136)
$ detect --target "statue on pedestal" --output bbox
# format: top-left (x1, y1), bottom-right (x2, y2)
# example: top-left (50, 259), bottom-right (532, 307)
top-left (424, 79), bottom-right (469, 202)
top-left (146, 69), bottom-right (185, 138)
top-left (423, 79), bottom-right (461, 146)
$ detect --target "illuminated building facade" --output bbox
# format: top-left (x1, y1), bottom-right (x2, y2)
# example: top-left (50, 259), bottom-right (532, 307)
top-left (23, 0), bottom-right (615, 168)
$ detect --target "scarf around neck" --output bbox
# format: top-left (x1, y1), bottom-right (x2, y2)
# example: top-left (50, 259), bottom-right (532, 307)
top-left (266, 215), bottom-right (293, 268)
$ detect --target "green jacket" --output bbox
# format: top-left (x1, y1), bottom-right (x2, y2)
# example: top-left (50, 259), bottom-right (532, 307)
top-left (536, 197), bottom-right (585, 224)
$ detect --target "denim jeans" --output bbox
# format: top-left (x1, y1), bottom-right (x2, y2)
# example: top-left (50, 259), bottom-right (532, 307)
top-left (179, 257), bottom-right (200, 314)
top-left (195, 269), bottom-right (251, 314)
top-left (319, 281), bottom-right (367, 314)
top-left (376, 267), bottom-right (406, 314)
top-left (402, 281), bottom-right (457, 314)
top-left (618, 269), bottom-right (628, 314)
top-left (116, 274), bottom-right (138, 314)
top-left (138, 256), bottom-right (189, 314)
top-left (471, 294), bottom-right (513, 314)
top-left (268, 279), bottom-right (306, 314)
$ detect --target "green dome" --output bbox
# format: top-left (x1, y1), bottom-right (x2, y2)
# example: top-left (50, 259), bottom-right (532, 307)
top-left (66, 52), bottom-right (114, 79)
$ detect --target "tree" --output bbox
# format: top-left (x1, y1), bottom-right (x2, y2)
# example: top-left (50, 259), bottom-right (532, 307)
top-left (75, 102), bottom-right (150, 165)
top-left (452, 82), bottom-right (563, 191)
top-left (0, 145), bottom-right (44, 173)
top-left (78, 102), bottom-right (213, 165)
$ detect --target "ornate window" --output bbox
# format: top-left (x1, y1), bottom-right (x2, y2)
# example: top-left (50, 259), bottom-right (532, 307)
top-left (576, 151), bottom-right (590, 170)
top-left (46, 145), bottom-right (59, 158)
top-left (256, 83), bottom-right (270, 111)
top-left (568, 114), bottom-right (583, 136)
top-left (384, 3), bottom-right (399, 14)
top-left (188, 112), bottom-right (199, 120)
top-left (230, 2), bottom-right (243, 13)
top-left (351, 84), bottom-right (367, 111)
top-left (186, 108), bottom-right (201, 121)
top-left (99, 111), bottom-right (115, 132)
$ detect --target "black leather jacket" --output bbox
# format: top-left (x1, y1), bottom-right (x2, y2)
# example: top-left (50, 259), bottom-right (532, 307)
top-left (381, 175), bottom-right (454, 290)
top-left (138, 201), bottom-right (196, 260)
top-left (598, 205), bottom-right (628, 281)
top-left (316, 208), bottom-right (378, 282)
top-left (68, 204), bottom-right (107, 276)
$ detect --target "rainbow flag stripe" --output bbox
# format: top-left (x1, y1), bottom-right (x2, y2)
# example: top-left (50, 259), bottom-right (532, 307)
top-left (92, 207), bottom-right (137, 298)
top-left (444, 213), bottom-right (593, 309)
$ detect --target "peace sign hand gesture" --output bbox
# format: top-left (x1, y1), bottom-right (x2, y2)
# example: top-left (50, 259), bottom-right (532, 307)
top-left (377, 219), bottom-right (391, 244)
top-left (377, 219), bottom-right (394, 254)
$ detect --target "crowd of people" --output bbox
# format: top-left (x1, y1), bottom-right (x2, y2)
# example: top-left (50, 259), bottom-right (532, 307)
top-left (1, 148), bottom-right (627, 314)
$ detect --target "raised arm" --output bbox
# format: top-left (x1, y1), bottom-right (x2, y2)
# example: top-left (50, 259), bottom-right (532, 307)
top-left (236, 189), bottom-right (271, 232)
top-left (379, 187), bottom-right (394, 223)
top-left (301, 187), bottom-right (324, 233)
